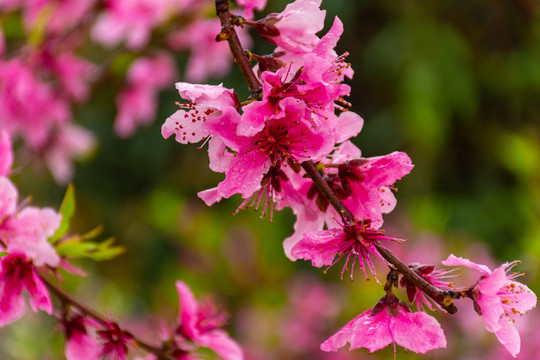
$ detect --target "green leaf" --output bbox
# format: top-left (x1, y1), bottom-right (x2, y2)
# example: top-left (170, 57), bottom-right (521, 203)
top-left (55, 236), bottom-right (125, 261)
top-left (50, 184), bottom-right (76, 244)
top-left (81, 225), bottom-right (104, 241)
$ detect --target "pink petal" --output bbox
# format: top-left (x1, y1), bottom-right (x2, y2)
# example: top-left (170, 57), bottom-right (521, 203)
top-left (332, 111), bottom-right (364, 143)
top-left (5, 207), bottom-right (61, 267)
top-left (478, 265), bottom-right (508, 296)
top-left (65, 332), bottom-right (100, 360)
top-left (494, 318), bottom-right (520, 358)
top-left (0, 286), bottom-right (25, 327)
top-left (477, 291), bottom-right (504, 333)
top-left (501, 281), bottom-right (537, 314)
top-left (176, 281), bottom-right (199, 339)
top-left (0, 177), bottom-right (18, 220)
top-left (196, 330), bottom-right (244, 360)
top-left (162, 109), bottom-right (208, 144)
top-left (0, 131), bottom-right (13, 176)
top-left (441, 254), bottom-right (492, 274)
top-left (26, 268), bottom-right (53, 314)
top-left (290, 228), bottom-right (345, 267)
top-left (198, 187), bottom-right (223, 206)
top-left (320, 311), bottom-right (363, 352)
top-left (348, 310), bottom-right (393, 352)
top-left (391, 311), bottom-right (447, 354)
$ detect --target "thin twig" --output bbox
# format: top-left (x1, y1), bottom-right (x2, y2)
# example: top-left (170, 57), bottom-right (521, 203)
top-left (39, 275), bottom-right (177, 360)
top-left (301, 161), bottom-right (458, 314)
top-left (215, 0), bottom-right (262, 94)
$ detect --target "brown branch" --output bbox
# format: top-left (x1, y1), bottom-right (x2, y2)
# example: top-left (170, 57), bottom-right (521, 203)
top-left (301, 160), bottom-right (458, 314)
top-left (39, 275), bottom-right (177, 360)
top-left (215, 0), bottom-right (262, 94)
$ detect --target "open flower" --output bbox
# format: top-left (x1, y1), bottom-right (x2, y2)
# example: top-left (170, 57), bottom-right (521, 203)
top-left (175, 281), bottom-right (243, 360)
top-left (291, 219), bottom-right (404, 281)
top-left (442, 254), bottom-right (537, 357)
top-left (251, 0), bottom-right (326, 53)
top-left (321, 293), bottom-right (446, 356)
top-left (0, 253), bottom-right (53, 327)
top-left (63, 315), bottom-right (100, 360)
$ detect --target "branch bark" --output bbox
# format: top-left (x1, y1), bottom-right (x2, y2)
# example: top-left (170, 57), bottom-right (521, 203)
top-left (215, 0), bottom-right (262, 94)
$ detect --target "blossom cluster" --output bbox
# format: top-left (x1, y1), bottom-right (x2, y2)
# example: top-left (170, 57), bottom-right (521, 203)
top-left (162, 0), bottom-right (537, 358)
top-left (0, 129), bottom-right (244, 359)
top-left (0, 0), bottom-right (264, 183)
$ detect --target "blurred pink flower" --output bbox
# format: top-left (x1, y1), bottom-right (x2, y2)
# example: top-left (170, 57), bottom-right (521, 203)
top-left (0, 131), bottom-right (13, 177)
top-left (23, 0), bottom-right (96, 33)
top-left (236, 0), bottom-right (266, 18)
top-left (97, 322), bottom-right (133, 360)
top-left (92, 0), bottom-right (173, 49)
top-left (45, 124), bottom-right (96, 184)
top-left (0, 253), bottom-right (53, 327)
top-left (64, 315), bottom-right (100, 360)
top-left (0, 58), bottom-right (69, 149)
top-left (176, 280), bottom-right (243, 360)
top-left (115, 53), bottom-right (176, 137)
top-left (321, 293), bottom-right (446, 356)
top-left (168, 18), bottom-right (252, 82)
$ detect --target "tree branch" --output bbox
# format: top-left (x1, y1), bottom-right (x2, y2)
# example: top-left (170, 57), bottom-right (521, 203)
top-left (301, 161), bottom-right (458, 314)
top-left (215, 0), bottom-right (262, 94)
top-left (39, 275), bottom-right (177, 360)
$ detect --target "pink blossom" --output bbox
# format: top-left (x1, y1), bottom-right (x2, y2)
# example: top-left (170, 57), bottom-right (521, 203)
top-left (236, 0), bottom-right (267, 18)
top-left (51, 52), bottom-right (96, 102)
top-left (92, 0), bottom-right (173, 49)
top-left (282, 142), bottom-right (412, 258)
top-left (44, 124), bottom-right (96, 184)
top-left (162, 82), bottom-right (239, 145)
top-left (0, 253), bottom-right (53, 327)
top-left (23, 0), bottom-right (96, 34)
top-left (176, 281), bottom-right (243, 360)
top-left (253, 0), bottom-right (326, 53)
top-left (161, 82), bottom-right (240, 173)
top-left (0, 131), bottom-right (13, 177)
top-left (321, 293), bottom-right (446, 355)
top-left (291, 219), bottom-right (404, 281)
top-left (241, 18), bottom-right (354, 138)
top-left (64, 315), bottom-right (100, 360)
top-left (0, 58), bottom-right (69, 149)
top-left (201, 97), bottom-right (333, 207)
top-left (97, 322), bottom-right (133, 360)
top-left (0, 135), bottom-right (62, 265)
top-left (442, 255), bottom-right (537, 357)
top-left (115, 53), bottom-right (176, 137)
top-left (1, 206), bottom-right (62, 267)
top-left (168, 18), bottom-right (252, 82)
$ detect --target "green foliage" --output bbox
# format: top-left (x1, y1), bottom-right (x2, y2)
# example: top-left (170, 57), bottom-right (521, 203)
top-left (56, 228), bottom-right (125, 261)
top-left (50, 184), bottom-right (125, 261)
top-left (50, 184), bottom-right (76, 244)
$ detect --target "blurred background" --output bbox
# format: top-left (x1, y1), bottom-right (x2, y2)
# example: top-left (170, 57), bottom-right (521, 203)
top-left (1, 0), bottom-right (540, 359)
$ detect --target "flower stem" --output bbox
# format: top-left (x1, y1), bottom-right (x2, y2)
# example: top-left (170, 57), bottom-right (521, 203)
top-left (215, 0), bottom-right (262, 94)
top-left (39, 274), bottom-right (177, 360)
